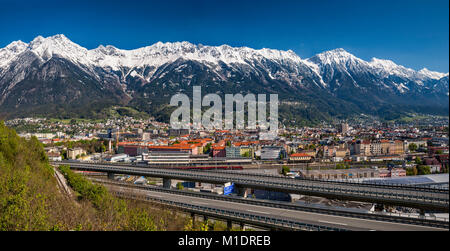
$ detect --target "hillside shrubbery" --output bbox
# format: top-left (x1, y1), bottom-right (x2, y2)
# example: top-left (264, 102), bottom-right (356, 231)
top-left (0, 121), bottom-right (187, 231)
top-left (0, 121), bottom-right (55, 230)
top-left (1, 121), bottom-right (243, 231)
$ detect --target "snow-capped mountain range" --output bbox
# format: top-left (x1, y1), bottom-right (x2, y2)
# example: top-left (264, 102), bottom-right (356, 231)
top-left (0, 34), bottom-right (448, 122)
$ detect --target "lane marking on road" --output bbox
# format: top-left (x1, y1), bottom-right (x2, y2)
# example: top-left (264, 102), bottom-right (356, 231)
top-left (318, 220), bottom-right (348, 226)
top-left (247, 209), bottom-right (271, 215)
top-left (192, 201), bottom-right (210, 205)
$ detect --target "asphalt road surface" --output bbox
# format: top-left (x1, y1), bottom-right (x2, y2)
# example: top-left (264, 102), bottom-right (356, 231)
top-left (105, 184), bottom-right (447, 231)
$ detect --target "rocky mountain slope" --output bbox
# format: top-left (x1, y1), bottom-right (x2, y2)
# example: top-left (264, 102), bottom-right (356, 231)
top-left (0, 34), bottom-right (448, 124)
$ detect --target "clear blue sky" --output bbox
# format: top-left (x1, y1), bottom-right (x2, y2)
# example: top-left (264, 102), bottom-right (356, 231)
top-left (0, 0), bottom-right (448, 72)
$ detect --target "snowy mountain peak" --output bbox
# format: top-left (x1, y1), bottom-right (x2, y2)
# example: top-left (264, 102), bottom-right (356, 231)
top-left (28, 34), bottom-right (72, 47)
top-left (368, 57), bottom-right (415, 76)
top-left (329, 48), bottom-right (351, 54)
top-left (29, 35), bottom-right (86, 53)
top-left (86, 39), bottom-right (305, 70)
top-left (0, 34), bottom-right (447, 88)
top-left (0, 40), bottom-right (28, 68)
top-left (308, 48), bottom-right (362, 66)
top-left (29, 34), bottom-right (78, 48)
top-left (5, 40), bottom-right (27, 51)
top-left (30, 35), bottom-right (45, 44)
top-left (27, 34), bottom-right (88, 62)
top-left (418, 68), bottom-right (448, 80)
top-left (323, 48), bottom-right (353, 56)
top-left (136, 40), bottom-right (302, 62)
top-left (370, 57), bottom-right (399, 68)
top-left (94, 44), bottom-right (121, 54)
top-left (0, 34), bottom-right (448, 121)
top-left (365, 58), bottom-right (447, 81)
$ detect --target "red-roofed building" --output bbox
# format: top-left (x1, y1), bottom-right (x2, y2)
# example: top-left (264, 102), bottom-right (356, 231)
top-left (212, 146), bottom-right (226, 157)
top-left (289, 153), bottom-right (313, 162)
top-left (123, 145), bottom-right (148, 156)
top-left (233, 141), bottom-right (259, 147)
top-left (148, 145), bottom-right (199, 155)
top-left (428, 146), bottom-right (448, 156)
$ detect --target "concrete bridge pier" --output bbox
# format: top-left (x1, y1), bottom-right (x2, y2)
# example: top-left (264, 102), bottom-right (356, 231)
top-left (191, 212), bottom-right (196, 228)
top-left (227, 220), bottom-right (232, 231)
top-left (374, 203), bottom-right (385, 211)
top-left (419, 209), bottom-right (426, 216)
top-left (163, 178), bottom-right (172, 189)
top-left (236, 186), bottom-right (249, 198)
top-left (107, 172), bottom-right (115, 180)
top-left (240, 222), bottom-right (246, 231)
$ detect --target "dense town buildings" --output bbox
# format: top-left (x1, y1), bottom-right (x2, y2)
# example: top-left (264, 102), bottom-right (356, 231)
top-left (5, 116), bottom-right (449, 177)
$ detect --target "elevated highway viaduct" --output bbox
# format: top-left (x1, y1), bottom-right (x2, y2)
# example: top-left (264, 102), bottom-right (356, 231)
top-left (100, 180), bottom-right (447, 231)
top-left (52, 161), bottom-right (449, 212)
